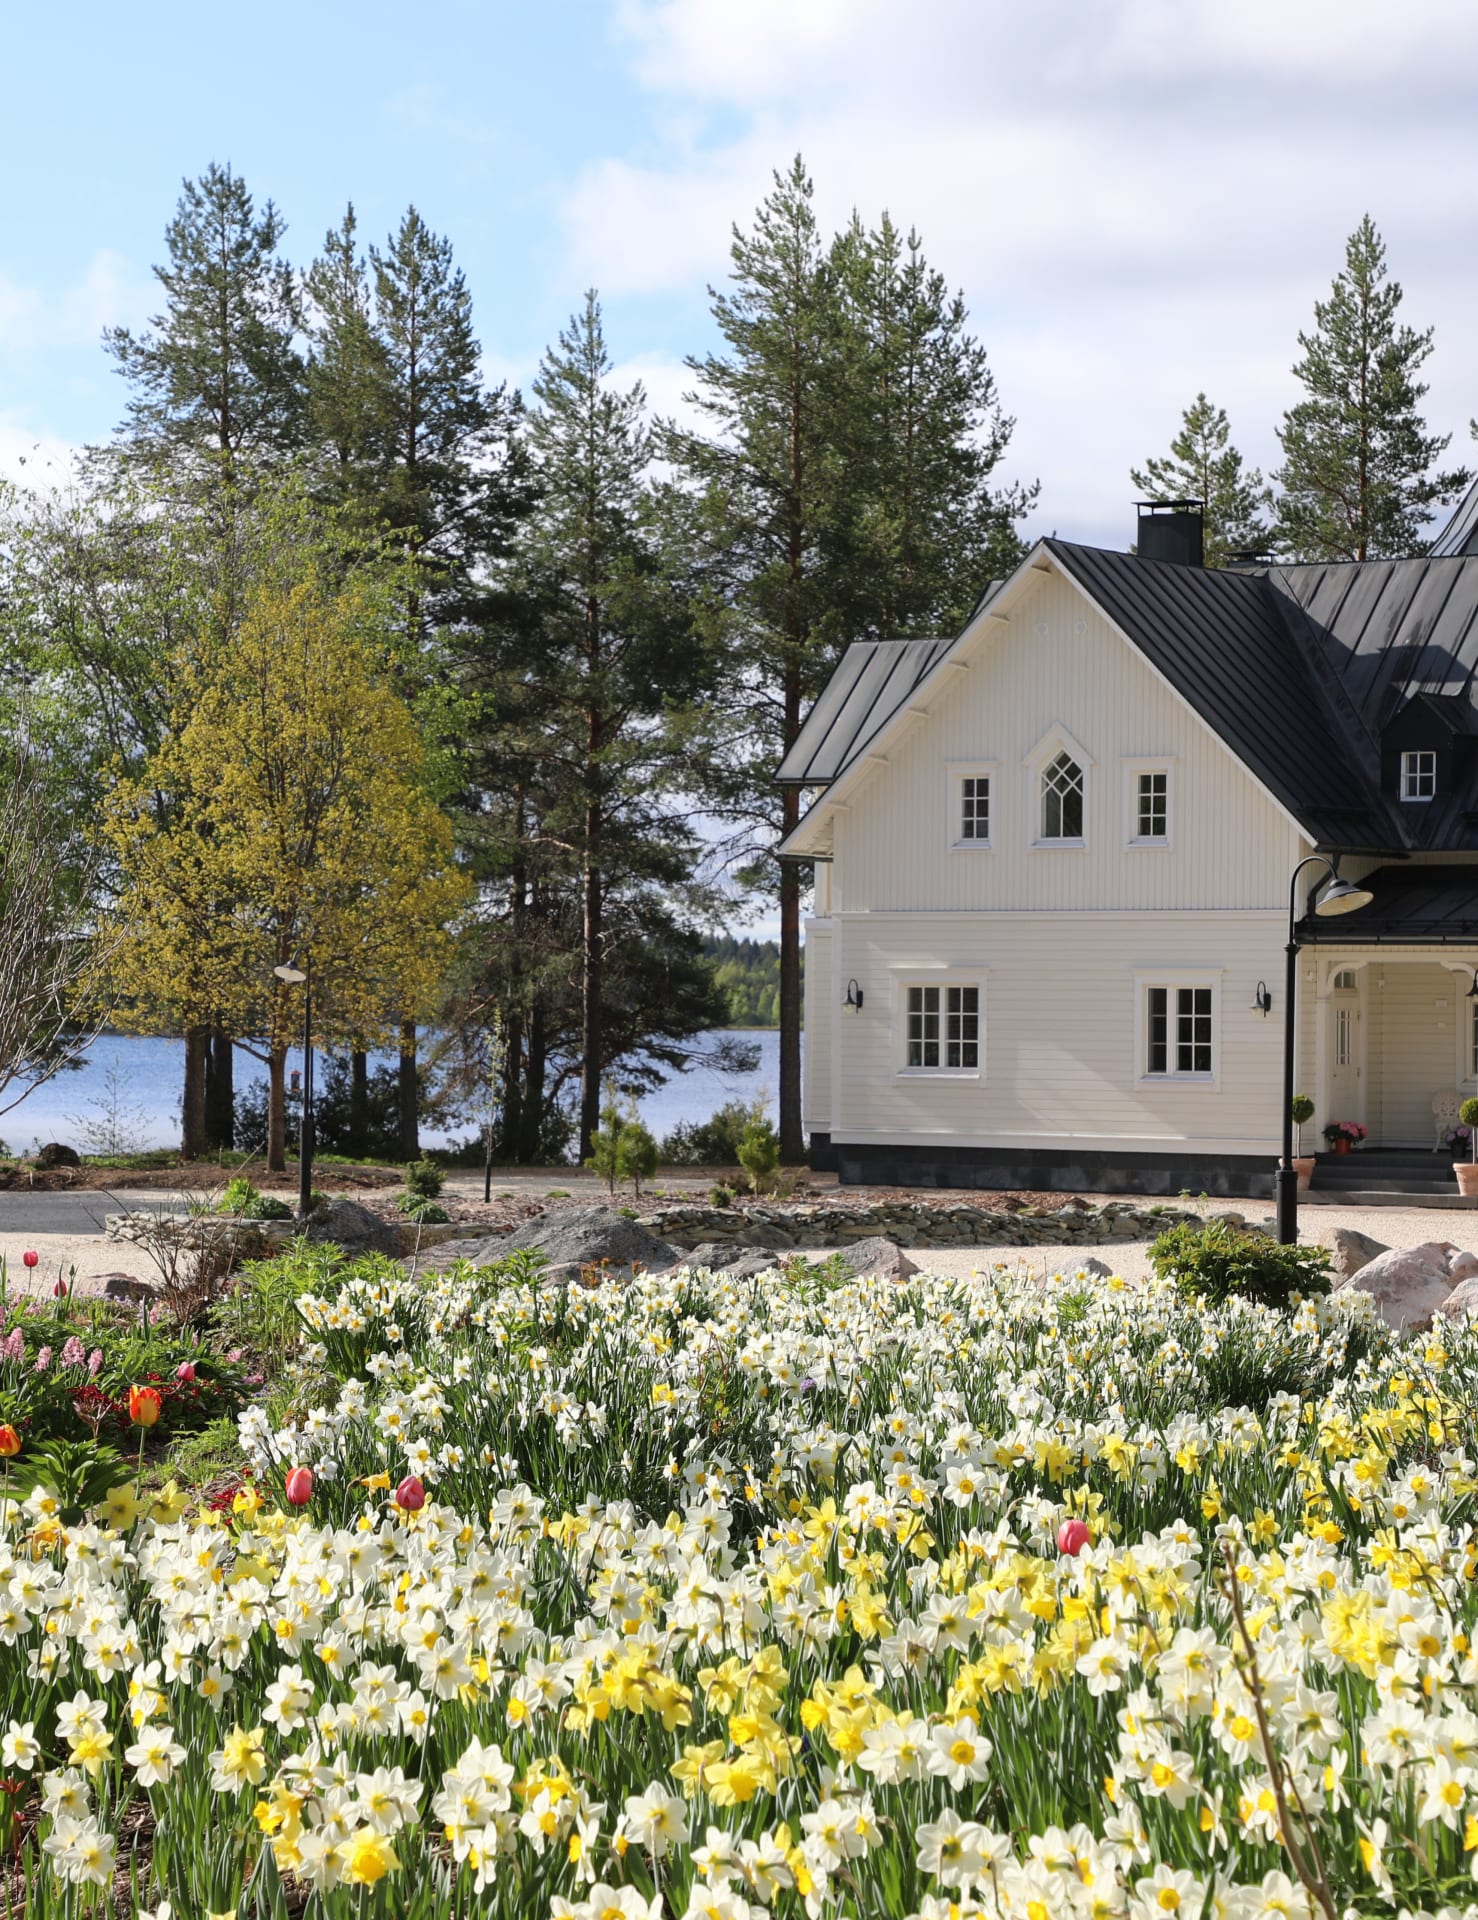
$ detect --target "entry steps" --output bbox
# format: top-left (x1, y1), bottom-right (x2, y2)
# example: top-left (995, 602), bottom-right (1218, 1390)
top-left (1306, 1147), bottom-right (1467, 1205)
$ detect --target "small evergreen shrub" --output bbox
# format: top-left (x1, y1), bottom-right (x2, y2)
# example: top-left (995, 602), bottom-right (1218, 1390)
top-left (586, 1107), bottom-right (659, 1197)
top-left (1149, 1218), bottom-right (1332, 1310)
top-left (709, 1183), bottom-right (735, 1207)
top-left (404, 1158), bottom-right (445, 1201)
top-left (218, 1177), bottom-right (293, 1221)
top-left (736, 1113), bottom-right (781, 1196)
top-left (398, 1197), bottom-right (450, 1224)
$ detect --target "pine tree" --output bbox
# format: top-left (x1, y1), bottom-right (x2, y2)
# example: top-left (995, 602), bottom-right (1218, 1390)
top-left (461, 292), bottom-right (720, 1162)
top-left (1274, 215), bottom-right (1470, 561)
top-left (104, 163), bottom-right (304, 476)
top-left (304, 205), bottom-right (394, 498)
top-left (1131, 394), bottom-right (1271, 567)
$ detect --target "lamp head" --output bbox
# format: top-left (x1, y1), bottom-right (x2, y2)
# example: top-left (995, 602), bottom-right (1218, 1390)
top-left (273, 964), bottom-right (307, 985)
top-left (1312, 877), bottom-right (1373, 918)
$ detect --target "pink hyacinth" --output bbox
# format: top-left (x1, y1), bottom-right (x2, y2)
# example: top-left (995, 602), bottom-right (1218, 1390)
top-left (61, 1335), bottom-right (85, 1368)
top-left (33, 1345), bottom-right (52, 1373)
top-left (2, 1328), bottom-right (22, 1364)
top-left (87, 1348), bottom-right (102, 1377)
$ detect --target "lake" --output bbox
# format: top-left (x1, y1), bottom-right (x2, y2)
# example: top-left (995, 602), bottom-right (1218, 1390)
top-left (0, 1029), bottom-right (792, 1158)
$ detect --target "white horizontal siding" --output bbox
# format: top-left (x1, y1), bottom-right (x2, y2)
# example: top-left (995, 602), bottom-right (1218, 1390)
top-left (831, 571), bottom-right (1303, 916)
top-left (829, 911), bottom-right (1285, 1152)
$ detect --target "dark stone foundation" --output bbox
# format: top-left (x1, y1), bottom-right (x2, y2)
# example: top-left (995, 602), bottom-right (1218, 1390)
top-left (812, 1136), bottom-right (1273, 1199)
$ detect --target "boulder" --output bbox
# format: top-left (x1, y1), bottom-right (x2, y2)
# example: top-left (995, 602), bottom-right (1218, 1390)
top-left (1040, 1255), bottom-right (1113, 1283)
top-left (302, 1197), bottom-right (403, 1256)
top-left (478, 1205), bottom-right (680, 1274)
top-left (36, 1142), bottom-right (80, 1169)
top-left (1315, 1224), bottom-right (1390, 1278)
top-left (1437, 1276), bottom-right (1478, 1322)
top-left (1336, 1241), bottom-right (1478, 1333)
top-left (674, 1242), bottom-right (743, 1273)
top-left (102, 1274), bottom-right (159, 1303)
top-left (835, 1235), bottom-right (918, 1281)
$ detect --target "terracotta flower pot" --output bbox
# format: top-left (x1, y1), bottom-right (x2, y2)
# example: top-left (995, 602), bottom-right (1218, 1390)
top-left (1332, 1136), bottom-right (1352, 1155)
top-left (1455, 1162), bottom-right (1478, 1197)
top-left (1292, 1156), bottom-right (1315, 1193)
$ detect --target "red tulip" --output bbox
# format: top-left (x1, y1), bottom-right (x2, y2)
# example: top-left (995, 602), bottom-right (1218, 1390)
top-left (1056, 1517), bottom-right (1091, 1557)
top-left (51, 1279), bottom-right (67, 1299)
top-left (21, 1251), bottom-right (37, 1270)
top-left (284, 1466), bottom-right (314, 1507)
top-left (176, 1361), bottom-right (196, 1383)
top-left (394, 1474), bottom-right (426, 1513)
top-left (128, 1385), bottom-right (162, 1428)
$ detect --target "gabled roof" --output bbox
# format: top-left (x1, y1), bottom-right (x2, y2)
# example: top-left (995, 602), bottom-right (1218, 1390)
top-left (778, 531), bottom-right (1478, 861)
top-left (776, 633), bottom-right (970, 786)
top-left (1431, 478), bottom-right (1478, 557)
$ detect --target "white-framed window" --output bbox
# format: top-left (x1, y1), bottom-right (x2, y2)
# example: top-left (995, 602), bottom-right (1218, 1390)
top-left (946, 762), bottom-right (996, 850)
top-left (1336, 1005), bottom-right (1354, 1067)
top-left (1332, 967), bottom-right (1357, 990)
top-left (897, 976), bottom-right (985, 1075)
top-left (1401, 750), bottom-right (1436, 801)
top-left (1124, 759), bottom-right (1174, 846)
top-left (1135, 971), bottom-right (1221, 1083)
top-left (1040, 751), bottom-right (1084, 842)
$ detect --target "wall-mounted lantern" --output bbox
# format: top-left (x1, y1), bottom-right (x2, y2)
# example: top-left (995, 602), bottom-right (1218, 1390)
top-left (1251, 981), bottom-right (1272, 1016)
top-left (844, 978), bottom-right (864, 1012)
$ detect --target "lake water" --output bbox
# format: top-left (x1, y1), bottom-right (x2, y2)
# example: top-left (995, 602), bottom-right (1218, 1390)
top-left (0, 1029), bottom-right (790, 1158)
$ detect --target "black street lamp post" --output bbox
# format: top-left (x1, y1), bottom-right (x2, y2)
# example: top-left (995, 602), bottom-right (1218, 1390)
top-left (1276, 859), bottom-right (1373, 1245)
top-left (274, 961), bottom-right (314, 1217)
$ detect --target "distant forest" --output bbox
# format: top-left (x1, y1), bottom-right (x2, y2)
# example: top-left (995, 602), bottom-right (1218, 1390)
top-left (704, 937), bottom-right (797, 1029)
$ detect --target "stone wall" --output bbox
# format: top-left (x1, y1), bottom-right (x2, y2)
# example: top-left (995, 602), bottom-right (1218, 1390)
top-left (637, 1198), bottom-right (1235, 1253)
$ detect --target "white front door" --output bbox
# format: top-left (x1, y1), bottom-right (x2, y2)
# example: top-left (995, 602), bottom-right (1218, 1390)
top-left (1328, 969), bottom-right (1365, 1129)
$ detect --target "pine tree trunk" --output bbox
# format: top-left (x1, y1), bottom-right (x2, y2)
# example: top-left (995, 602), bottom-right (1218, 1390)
top-left (349, 1047), bottom-right (369, 1158)
top-left (500, 1011), bottom-right (524, 1162)
top-left (522, 1005), bottom-right (548, 1164)
top-left (181, 1027), bottom-right (209, 1159)
top-left (397, 1021), bottom-right (419, 1158)
top-left (266, 1045), bottom-right (288, 1173)
top-left (204, 1023), bottom-right (234, 1152)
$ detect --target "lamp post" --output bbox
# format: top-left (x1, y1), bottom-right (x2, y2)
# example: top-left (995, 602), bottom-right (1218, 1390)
top-left (273, 961), bottom-right (313, 1217)
top-left (1276, 859), bottom-right (1373, 1245)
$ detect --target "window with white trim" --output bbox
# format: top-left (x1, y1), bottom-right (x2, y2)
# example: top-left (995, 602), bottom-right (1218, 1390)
top-left (1332, 967), bottom-right (1357, 990)
top-left (959, 776), bottom-right (990, 843)
top-left (1336, 1005), bottom-right (1354, 1067)
top-left (1401, 750), bottom-right (1436, 801)
top-left (1134, 770), bottom-right (1168, 841)
top-left (904, 984), bottom-right (980, 1072)
top-left (1041, 752), bottom-right (1084, 841)
top-left (1146, 985), bottom-right (1214, 1076)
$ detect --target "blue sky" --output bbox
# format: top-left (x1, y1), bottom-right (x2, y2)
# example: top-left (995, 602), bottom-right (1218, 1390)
top-left (5, 0), bottom-right (1478, 552)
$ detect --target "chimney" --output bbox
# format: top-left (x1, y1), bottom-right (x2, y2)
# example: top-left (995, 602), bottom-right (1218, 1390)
top-left (1136, 500), bottom-right (1204, 567)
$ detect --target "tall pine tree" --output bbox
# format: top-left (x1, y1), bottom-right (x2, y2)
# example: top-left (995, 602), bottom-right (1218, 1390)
top-left (1131, 394), bottom-right (1271, 567)
top-left (1274, 215), bottom-right (1469, 561)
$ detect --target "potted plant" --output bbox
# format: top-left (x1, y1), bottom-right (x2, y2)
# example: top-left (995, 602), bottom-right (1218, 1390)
top-left (1456, 1099), bottom-right (1478, 1196)
top-left (1323, 1120), bottom-right (1363, 1156)
top-left (1291, 1094), bottom-right (1316, 1191)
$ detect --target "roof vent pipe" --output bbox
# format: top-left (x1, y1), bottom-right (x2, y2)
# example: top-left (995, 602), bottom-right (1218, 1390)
top-left (1136, 500), bottom-right (1204, 568)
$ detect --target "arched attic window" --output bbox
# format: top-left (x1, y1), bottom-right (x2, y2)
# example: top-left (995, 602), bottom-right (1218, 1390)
top-left (1041, 751), bottom-right (1084, 841)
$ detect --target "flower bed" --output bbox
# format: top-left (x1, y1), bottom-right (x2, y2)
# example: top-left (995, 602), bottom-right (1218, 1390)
top-left (2, 1249), bottom-right (1476, 1918)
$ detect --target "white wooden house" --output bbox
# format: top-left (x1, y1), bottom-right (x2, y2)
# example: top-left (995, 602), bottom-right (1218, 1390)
top-left (779, 497), bottom-right (1478, 1197)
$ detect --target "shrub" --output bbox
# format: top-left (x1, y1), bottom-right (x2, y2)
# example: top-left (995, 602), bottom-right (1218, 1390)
top-left (404, 1158), bottom-right (445, 1201)
top-left (587, 1107), bottom-right (659, 1197)
top-left (397, 1197), bottom-right (450, 1224)
top-left (660, 1100), bottom-right (756, 1167)
top-left (709, 1183), bottom-right (735, 1208)
top-left (1149, 1218), bottom-right (1332, 1310)
top-left (736, 1113), bottom-right (781, 1196)
top-left (219, 1177), bottom-right (293, 1221)
top-left (1291, 1093), bottom-right (1315, 1154)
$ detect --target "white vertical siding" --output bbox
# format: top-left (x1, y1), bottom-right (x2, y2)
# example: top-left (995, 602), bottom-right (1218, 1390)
top-left (832, 572), bottom-right (1304, 916)
top-left (802, 919), bottom-right (834, 1132)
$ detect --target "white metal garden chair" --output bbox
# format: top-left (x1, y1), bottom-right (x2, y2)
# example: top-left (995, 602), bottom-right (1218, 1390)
top-left (1433, 1089), bottom-right (1463, 1150)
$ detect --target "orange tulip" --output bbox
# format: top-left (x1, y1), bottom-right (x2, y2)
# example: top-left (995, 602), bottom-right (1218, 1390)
top-left (284, 1466), bottom-right (314, 1507)
top-left (128, 1385), bottom-right (162, 1428)
top-left (0, 1425), bottom-right (19, 1458)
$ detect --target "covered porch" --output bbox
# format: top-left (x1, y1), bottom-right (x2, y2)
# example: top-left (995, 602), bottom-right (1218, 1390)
top-left (1299, 864), bottom-right (1478, 1185)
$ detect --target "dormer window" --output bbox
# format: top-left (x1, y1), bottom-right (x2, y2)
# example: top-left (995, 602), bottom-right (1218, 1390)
top-left (1041, 752), bottom-right (1084, 841)
top-left (1401, 750), bottom-right (1436, 802)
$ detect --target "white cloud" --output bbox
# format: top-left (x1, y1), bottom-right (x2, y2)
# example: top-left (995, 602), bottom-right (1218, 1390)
top-left (0, 249), bottom-right (151, 356)
top-left (579, 0), bottom-right (1478, 547)
top-left (0, 416), bottom-right (80, 490)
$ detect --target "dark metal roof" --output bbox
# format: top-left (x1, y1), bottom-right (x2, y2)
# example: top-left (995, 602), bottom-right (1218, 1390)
top-left (1298, 864), bottom-right (1478, 943)
top-left (1431, 479), bottom-right (1478, 557)
top-left (1045, 541), bottom-right (1398, 847)
top-left (776, 635), bottom-right (959, 785)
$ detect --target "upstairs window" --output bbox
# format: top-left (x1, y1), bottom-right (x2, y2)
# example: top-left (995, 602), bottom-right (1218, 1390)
top-left (905, 984), bottom-right (980, 1072)
top-left (960, 776), bottom-right (990, 843)
top-left (1146, 985), bottom-right (1213, 1076)
top-left (1401, 749), bottom-right (1436, 801)
top-left (1135, 770), bottom-right (1168, 841)
top-left (1041, 752), bottom-right (1084, 841)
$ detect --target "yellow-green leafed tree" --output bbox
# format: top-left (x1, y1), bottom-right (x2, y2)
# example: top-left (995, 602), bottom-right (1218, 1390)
top-left (104, 574), bottom-right (469, 1169)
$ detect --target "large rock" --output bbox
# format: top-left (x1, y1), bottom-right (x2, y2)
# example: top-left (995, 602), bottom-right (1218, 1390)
top-left (1437, 1276), bottom-right (1478, 1322)
top-left (1336, 1241), bottom-right (1478, 1333)
top-left (835, 1235), bottom-right (918, 1281)
top-left (36, 1142), bottom-right (80, 1169)
top-left (1315, 1224), bottom-right (1390, 1278)
top-left (302, 1197), bottom-right (403, 1256)
top-left (476, 1205), bottom-right (681, 1275)
top-left (1041, 1255), bottom-right (1113, 1283)
top-left (674, 1242), bottom-right (743, 1273)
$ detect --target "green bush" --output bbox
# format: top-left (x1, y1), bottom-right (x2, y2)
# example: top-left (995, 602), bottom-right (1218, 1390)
top-left (736, 1113), bottom-right (781, 1196)
top-left (660, 1100), bottom-right (756, 1166)
top-left (709, 1183), bottom-right (735, 1207)
top-left (1149, 1218), bottom-right (1332, 1310)
top-left (404, 1158), bottom-right (445, 1201)
top-left (586, 1107), bottom-right (659, 1197)
top-left (397, 1196), bottom-right (450, 1224)
top-left (219, 1176), bottom-right (293, 1221)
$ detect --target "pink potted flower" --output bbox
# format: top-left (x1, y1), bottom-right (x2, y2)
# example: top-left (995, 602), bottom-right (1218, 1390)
top-left (1456, 1100), bottom-right (1478, 1197)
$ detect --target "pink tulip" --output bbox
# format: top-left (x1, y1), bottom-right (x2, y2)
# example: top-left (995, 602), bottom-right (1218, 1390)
top-left (394, 1474), bottom-right (426, 1513)
top-left (284, 1466), bottom-right (314, 1507)
top-left (21, 1250), bottom-right (37, 1270)
top-left (1057, 1517), bottom-right (1091, 1557)
top-left (176, 1361), bottom-right (196, 1383)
